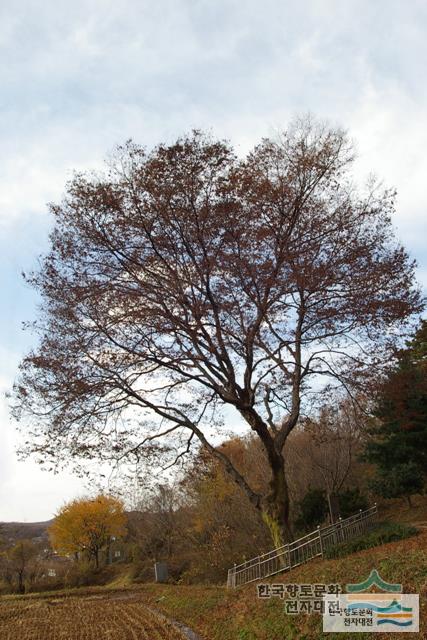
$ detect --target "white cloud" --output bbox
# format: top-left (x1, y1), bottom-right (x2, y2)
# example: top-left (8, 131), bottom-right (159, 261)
top-left (348, 84), bottom-right (427, 251)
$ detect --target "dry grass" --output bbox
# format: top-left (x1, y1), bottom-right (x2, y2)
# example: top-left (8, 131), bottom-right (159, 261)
top-left (135, 529), bottom-right (427, 639)
top-left (1, 517), bottom-right (426, 639)
top-left (0, 592), bottom-right (188, 640)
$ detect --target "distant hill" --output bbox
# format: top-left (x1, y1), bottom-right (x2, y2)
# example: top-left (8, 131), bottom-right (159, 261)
top-left (0, 520), bottom-right (53, 546)
top-left (0, 511), bottom-right (141, 548)
top-left (0, 510), bottom-right (144, 549)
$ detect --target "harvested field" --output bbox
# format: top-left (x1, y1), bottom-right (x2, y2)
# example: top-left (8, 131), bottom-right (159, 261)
top-left (0, 593), bottom-right (190, 640)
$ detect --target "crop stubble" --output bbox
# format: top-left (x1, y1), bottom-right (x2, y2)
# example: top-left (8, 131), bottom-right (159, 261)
top-left (0, 595), bottom-right (188, 639)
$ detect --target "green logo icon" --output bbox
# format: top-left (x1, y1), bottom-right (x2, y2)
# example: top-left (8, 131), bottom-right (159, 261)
top-left (346, 569), bottom-right (402, 593)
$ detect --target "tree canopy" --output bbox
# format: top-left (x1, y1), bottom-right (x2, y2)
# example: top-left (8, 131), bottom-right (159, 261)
top-left (0, 540), bottom-right (39, 594)
top-left (49, 495), bottom-right (127, 567)
top-left (14, 117), bottom-right (422, 545)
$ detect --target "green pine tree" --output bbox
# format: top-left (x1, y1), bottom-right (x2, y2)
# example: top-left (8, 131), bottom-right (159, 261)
top-left (365, 321), bottom-right (427, 505)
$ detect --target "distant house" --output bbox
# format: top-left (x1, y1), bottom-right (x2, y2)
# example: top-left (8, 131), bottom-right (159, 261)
top-left (42, 553), bottom-right (71, 580)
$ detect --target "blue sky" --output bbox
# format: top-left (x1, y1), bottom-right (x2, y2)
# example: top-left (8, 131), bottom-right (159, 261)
top-left (1, 0), bottom-right (426, 521)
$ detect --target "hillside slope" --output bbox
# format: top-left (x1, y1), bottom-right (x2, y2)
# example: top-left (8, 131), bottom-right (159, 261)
top-left (0, 520), bottom-right (52, 546)
top-left (1, 529), bottom-right (425, 639)
top-left (135, 529), bottom-right (427, 639)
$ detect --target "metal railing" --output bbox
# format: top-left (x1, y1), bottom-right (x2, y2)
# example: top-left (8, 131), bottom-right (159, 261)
top-left (227, 504), bottom-right (378, 588)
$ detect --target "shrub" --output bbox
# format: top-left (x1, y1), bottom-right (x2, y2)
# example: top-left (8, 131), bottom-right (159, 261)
top-left (338, 488), bottom-right (369, 519)
top-left (295, 489), bottom-right (329, 532)
top-left (324, 522), bottom-right (418, 559)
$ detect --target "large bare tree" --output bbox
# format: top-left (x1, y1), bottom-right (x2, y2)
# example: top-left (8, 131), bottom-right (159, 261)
top-left (13, 118), bottom-right (422, 546)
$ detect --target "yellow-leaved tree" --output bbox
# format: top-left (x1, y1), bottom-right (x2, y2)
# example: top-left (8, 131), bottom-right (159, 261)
top-left (49, 495), bottom-right (127, 568)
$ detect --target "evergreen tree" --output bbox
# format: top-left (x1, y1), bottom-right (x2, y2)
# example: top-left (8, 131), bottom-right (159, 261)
top-left (365, 321), bottom-right (427, 504)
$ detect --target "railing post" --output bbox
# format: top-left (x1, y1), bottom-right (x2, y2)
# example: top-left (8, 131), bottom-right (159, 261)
top-left (226, 505), bottom-right (376, 587)
top-left (317, 525), bottom-right (323, 557)
top-left (232, 563), bottom-right (236, 588)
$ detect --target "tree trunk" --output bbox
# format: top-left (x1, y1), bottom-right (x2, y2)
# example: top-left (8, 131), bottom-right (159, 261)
top-left (261, 457), bottom-right (293, 548)
top-left (406, 494), bottom-right (413, 508)
top-left (239, 407), bottom-right (294, 548)
top-left (94, 549), bottom-right (99, 569)
top-left (17, 570), bottom-right (25, 594)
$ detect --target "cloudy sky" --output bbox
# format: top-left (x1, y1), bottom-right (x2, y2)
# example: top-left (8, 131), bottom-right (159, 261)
top-left (1, 0), bottom-right (426, 522)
